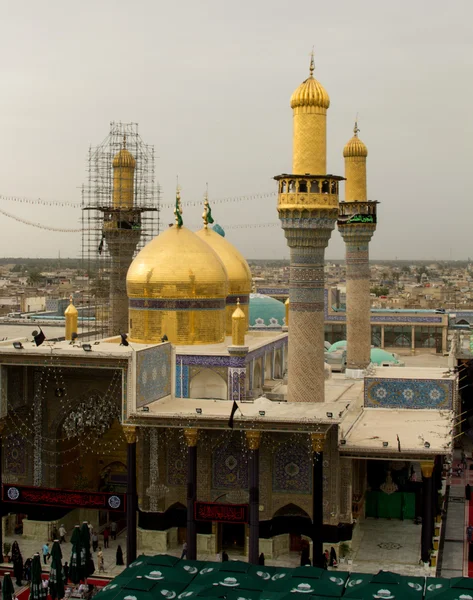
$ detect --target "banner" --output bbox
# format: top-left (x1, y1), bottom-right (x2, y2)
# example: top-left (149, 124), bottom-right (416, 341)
top-left (194, 501), bottom-right (248, 524)
top-left (2, 485), bottom-right (126, 512)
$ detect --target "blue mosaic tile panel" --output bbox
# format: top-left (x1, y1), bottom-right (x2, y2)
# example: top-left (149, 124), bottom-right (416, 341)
top-left (175, 364), bottom-right (189, 398)
top-left (136, 344), bottom-right (172, 408)
top-left (273, 443), bottom-right (311, 494)
top-left (212, 438), bottom-right (248, 490)
top-left (364, 377), bottom-right (453, 409)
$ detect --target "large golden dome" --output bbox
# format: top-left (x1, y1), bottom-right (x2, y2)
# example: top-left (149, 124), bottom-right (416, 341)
top-left (126, 225), bottom-right (229, 345)
top-left (290, 56), bottom-right (330, 110)
top-left (196, 226), bottom-right (252, 334)
top-left (343, 124), bottom-right (368, 158)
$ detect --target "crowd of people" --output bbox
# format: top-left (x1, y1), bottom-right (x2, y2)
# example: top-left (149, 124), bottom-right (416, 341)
top-left (4, 520), bottom-right (125, 590)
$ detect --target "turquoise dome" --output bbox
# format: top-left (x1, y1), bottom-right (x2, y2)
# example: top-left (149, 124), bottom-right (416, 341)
top-left (249, 293), bottom-right (286, 328)
top-left (370, 348), bottom-right (400, 365)
top-left (328, 340), bottom-right (347, 352)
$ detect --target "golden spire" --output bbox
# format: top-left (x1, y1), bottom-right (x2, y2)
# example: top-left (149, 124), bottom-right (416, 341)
top-left (353, 120), bottom-right (360, 137)
top-left (232, 298), bottom-right (246, 346)
top-left (123, 133), bottom-right (127, 148)
top-left (65, 295), bottom-right (78, 341)
top-left (202, 184), bottom-right (215, 229)
top-left (309, 48), bottom-right (315, 77)
top-left (174, 181), bottom-right (183, 227)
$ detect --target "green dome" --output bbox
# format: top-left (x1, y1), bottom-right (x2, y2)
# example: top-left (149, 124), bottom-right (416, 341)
top-left (249, 293), bottom-right (286, 328)
top-left (370, 348), bottom-right (400, 365)
top-left (328, 340), bottom-right (347, 352)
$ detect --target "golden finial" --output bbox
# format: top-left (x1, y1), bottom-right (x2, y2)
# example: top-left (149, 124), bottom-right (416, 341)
top-left (123, 134), bottom-right (127, 149)
top-left (354, 114), bottom-right (360, 137)
top-left (174, 178), bottom-right (183, 227)
top-left (309, 47), bottom-right (315, 77)
top-left (202, 183), bottom-right (214, 229)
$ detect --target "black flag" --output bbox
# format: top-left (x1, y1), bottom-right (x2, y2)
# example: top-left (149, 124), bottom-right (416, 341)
top-left (397, 434), bottom-right (401, 453)
top-left (33, 328), bottom-right (45, 347)
top-left (228, 400), bottom-right (239, 429)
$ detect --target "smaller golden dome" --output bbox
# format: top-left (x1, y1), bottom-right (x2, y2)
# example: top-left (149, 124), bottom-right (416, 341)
top-left (343, 123), bottom-right (368, 158)
top-left (290, 54), bottom-right (330, 110)
top-left (64, 297), bottom-right (78, 316)
top-left (113, 147), bottom-right (136, 169)
top-left (232, 301), bottom-right (245, 321)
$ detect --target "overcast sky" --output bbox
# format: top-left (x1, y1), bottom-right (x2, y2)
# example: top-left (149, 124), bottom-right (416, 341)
top-left (0, 0), bottom-right (471, 261)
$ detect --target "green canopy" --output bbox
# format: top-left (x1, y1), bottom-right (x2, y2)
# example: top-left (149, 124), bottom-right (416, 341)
top-left (50, 540), bottom-right (66, 600)
top-left (264, 567), bottom-right (348, 598)
top-left (130, 555), bottom-right (181, 568)
top-left (123, 576), bottom-right (188, 599)
top-left (69, 525), bottom-right (82, 584)
top-left (425, 576), bottom-right (473, 599)
top-left (247, 567), bottom-right (292, 583)
top-left (128, 564), bottom-right (196, 584)
top-left (345, 571), bottom-right (424, 599)
top-left (195, 570), bottom-right (265, 593)
top-left (29, 553), bottom-right (47, 600)
top-left (225, 590), bottom-right (262, 600)
top-left (174, 559), bottom-right (209, 577)
top-left (2, 573), bottom-right (15, 600)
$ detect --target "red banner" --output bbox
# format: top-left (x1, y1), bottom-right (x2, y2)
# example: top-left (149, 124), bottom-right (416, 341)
top-left (194, 501), bottom-right (248, 524)
top-left (2, 485), bottom-right (126, 512)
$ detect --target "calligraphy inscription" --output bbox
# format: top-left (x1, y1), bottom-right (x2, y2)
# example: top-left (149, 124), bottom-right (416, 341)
top-left (2, 485), bottom-right (126, 511)
top-left (194, 501), bottom-right (248, 524)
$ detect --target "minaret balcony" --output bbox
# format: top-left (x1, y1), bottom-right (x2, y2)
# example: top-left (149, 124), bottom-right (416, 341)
top-left (275, 174), bottom-right (344, 213)
top-left (338, 200), bottom-right (378, 226)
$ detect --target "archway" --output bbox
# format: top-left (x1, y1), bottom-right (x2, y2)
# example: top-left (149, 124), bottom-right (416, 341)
top-left (274, 349), bottom-right (282, 379)
top-left (265, 353), bottom-right (272, 380)
top-left (253, 362), bottom-right (262, 392)
top-left (457, 319), bottom-right (470, 326)
top-left (190, 369), bottom-right (227, 400)
top-left (271, 504), bottom-right (312, 552)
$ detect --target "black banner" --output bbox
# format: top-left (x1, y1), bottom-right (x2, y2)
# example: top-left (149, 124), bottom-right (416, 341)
top-left (2, 485), bottom-right (126, 512)
top-left (194, 501), bottom-right (248, 524)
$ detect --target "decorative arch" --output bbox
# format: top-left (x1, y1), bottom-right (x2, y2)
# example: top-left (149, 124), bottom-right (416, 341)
top-left (394, 334), bottom-right (410, 347)
top-left (253, 362), bottom-right (262, 390)
top-left (271, 496), bottom-right (312, 521)
top-left (190, 368), bottom-right (227, 400)
top-left (265, 352), bottom-right (272, 380)
top-left (273, 503), bottom-right (311, 519)
top-left (165, 501), bottom-right (186, 512)
top-left (457, 319), bottom-right (470, 326)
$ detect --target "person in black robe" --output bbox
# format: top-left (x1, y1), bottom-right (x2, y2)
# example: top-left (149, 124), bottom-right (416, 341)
top-left (329, 546), bottom-right (337, 567)
top-left (11, 541), bottom-right (23, 586)
top-left (258, 553), bottom-right (265, 565)
top-left (24, 557), bottom-right (32, 582)
top-left (222, 550), bottom-right (229, 562)
top-left (64, 561), bottom-right (69, 583)
top-left (116, 545), bottom-right (124, 566)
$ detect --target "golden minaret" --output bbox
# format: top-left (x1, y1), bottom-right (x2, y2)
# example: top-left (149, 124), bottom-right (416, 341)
top-left (112, 135), bottom-right (136, 209)
top-left (64, 295), bottom-right (78, 341)
top-left (343, 122), bottom-right (368, 202)
top-left (290, 52), bottom-right (330, 174)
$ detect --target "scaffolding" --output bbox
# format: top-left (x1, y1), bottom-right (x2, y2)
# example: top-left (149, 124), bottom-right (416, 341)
top-left (81, 122), bottom-right (160, 340)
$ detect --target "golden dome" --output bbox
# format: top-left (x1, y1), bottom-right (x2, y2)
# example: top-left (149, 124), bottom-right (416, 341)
top-left (126, 225), bottom-right (229, 345)
top-left (196, 226), bottom-right (252, 334)
top-left (290, 55), bottom-right (330, 110)
top-left (113, 142), bottom-right (136, 169)
top-left (64, 297), bottom-right (78, 316)
top-left (343, 123), bottom-right (368, 158)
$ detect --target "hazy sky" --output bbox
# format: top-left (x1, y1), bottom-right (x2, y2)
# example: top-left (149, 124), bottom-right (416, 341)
top-left (0, 0), bottom-right (471, 261)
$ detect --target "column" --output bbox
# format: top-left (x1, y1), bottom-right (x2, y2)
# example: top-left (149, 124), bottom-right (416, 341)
top-left (421, 461), bottom-right (434, 563)
top-left (0, 421), bottom-right (4, 556)
top-left (381, 325), bottom-right (385, 349)
top-left (311, 432), bottom-right (325, 567)
top-left (411, 325), bottom-right (416, 354)
top-left (184, 428), bottom-right (198, 560)
top-left (123, 425), bottom-right (138, 565)
top-left (246, 430), bottom-right (261, 564)
top-left (338, 228), bottom-right (376, 370)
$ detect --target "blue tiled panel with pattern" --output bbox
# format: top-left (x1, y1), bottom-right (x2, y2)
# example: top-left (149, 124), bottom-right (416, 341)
top-left (364, 377), bottom-right (453, 409)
